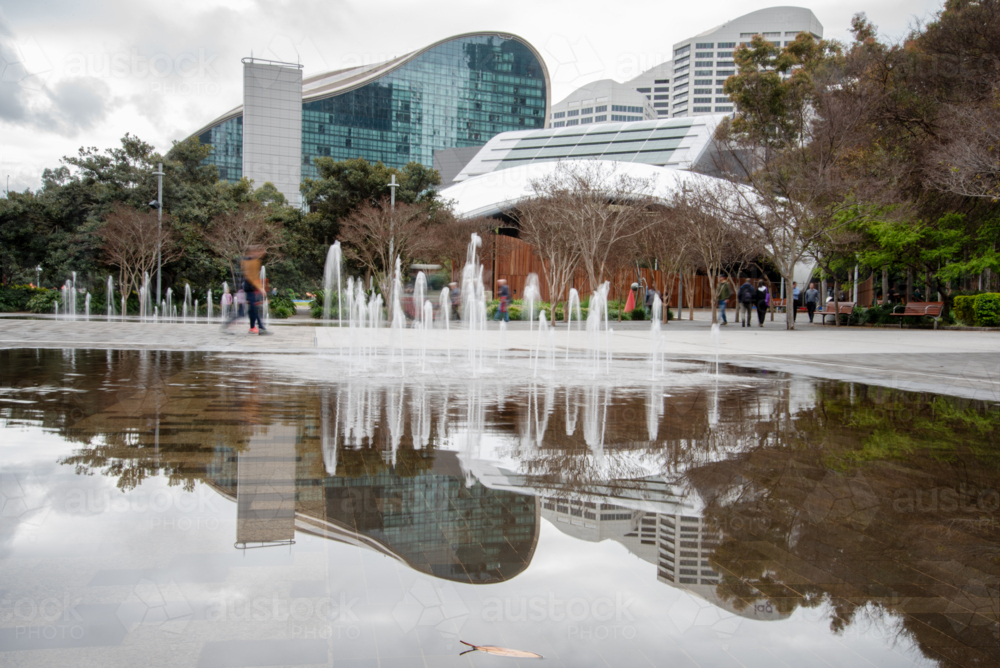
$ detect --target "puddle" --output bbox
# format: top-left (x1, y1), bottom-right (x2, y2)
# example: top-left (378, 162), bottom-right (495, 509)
top-left (0, 348), bottom-right (997, 666)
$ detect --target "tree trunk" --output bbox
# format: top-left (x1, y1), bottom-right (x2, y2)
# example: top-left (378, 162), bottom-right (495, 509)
top-left (906, 267), bottom-right (913, 303)
top-left (881, 266), bottom-right (889, 305)
top-left (708, 272), bottom-right (718, 325)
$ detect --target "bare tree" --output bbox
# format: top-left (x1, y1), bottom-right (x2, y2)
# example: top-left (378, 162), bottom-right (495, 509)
top-left (205, 201), bottom-right (285, 285)
top-left (338, 198), bottom-right (436, 307)
top-left (510, 194), bottom-right (583, 326)
top-left (97, 203), bottom-right (181, 300)
top-left (635, 207), bottom-right (694, 323)
top-left (671, 179), bottom-right (761, 324)
top-left (926, 92), bottom-right (1000, 200)
top-left (533, 161), bottom-right (656, 293)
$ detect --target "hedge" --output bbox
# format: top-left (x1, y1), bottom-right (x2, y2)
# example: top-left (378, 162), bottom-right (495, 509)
top-left (953, 295), bottom-right (977, 325)
top-left (973, 293), bottom-right (1000, 327)
top-left (0, 285), bottom-right (50, 312)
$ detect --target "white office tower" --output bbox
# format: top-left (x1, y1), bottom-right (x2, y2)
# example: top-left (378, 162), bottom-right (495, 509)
top-left (549, 79), bottom-right (656, 128)
top-left (630, 6), bottom-right (823, 118)
top-left (242, 58), bottom-right (304, 207)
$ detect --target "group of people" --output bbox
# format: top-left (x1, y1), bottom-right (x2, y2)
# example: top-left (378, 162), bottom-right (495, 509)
top-left (718, 278), bottom-right (822, 326)
top-left (220, 246), bottom-right (272, 336)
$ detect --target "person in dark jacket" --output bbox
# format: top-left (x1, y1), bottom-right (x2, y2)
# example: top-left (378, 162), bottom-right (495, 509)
top-left (755, 280), bottom-right (770, 327)
top-left (804, 283), bottom-right (820, 323)
top-left (737, 278), bottom-right (755, 327)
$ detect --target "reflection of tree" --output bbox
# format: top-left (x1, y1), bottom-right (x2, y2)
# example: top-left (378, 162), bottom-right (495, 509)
top-left (694, 383), bottom-right (1000, 666)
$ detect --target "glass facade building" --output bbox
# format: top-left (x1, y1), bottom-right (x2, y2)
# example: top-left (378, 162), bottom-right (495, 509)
top-left (192, 33), bottom-right (550, 183)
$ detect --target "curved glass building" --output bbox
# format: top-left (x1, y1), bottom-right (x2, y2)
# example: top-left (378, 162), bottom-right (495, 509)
top-left (190, 32), bottom-right (550, 184)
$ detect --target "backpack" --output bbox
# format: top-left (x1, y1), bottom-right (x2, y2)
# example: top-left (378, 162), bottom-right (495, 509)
top-left (738, 284), bottom-right (754, 303)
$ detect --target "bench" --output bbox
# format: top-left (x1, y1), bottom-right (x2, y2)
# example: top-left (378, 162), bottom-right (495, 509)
top-left (820, 302), bottom-right (854, 325)
top-left (890, 301), bottom-right (945, 329)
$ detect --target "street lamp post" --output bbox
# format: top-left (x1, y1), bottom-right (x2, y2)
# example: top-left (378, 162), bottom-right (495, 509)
top-left (36, 265), bottom-right (41, 288)
top-left (152, 163), bottom-right (165, 303)
top-left (387, 173), bottom-right (398, 264)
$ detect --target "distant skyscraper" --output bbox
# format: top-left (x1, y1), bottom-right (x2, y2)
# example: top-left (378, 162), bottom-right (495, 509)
top-left (629, 7), bottom-right (823, 119)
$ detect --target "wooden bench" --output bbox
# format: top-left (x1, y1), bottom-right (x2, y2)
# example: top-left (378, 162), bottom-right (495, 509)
top-left (890, 301), bottom-right (945, 329)
top-left (820, 302), bottom-right (854, 325)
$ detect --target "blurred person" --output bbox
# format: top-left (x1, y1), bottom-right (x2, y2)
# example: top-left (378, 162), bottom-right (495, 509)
top-left (737, 278), bottom-right (755, 328)
top-left (804, 282), bottom-right (820, 323)
top-left (791, 281), bottom-right (801, 322)
top-left (493, 279), bottom-right (510, 322)
top-left (449, 282), bottom-right (461, 320)
top-left (242, 246), bottom-right (271, 336)
top-left (717, 276), bottom-right (731, 325)
top-left (755, 280), bottom-right (770, 327)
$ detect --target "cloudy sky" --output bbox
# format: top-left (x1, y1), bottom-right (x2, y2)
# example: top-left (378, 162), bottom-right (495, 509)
top-left (1, 0), bottom-right (941, 193)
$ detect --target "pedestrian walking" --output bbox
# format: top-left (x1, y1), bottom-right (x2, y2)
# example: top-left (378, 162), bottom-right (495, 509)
top-left (804, 282), bottom-right (820, 323)
top-left (791, 281), bottom-right (801, 322)
top-left (493, 279), bottom-right (510, 322)
top-left (242, 246), bottom-right (271, 336)
top-left (717, 277), bottom-right (732, 325)
top-left (737, 278), bottom-right (755, 327)
top-left (449, 282), bottom-right (461, 321)
top-left (755, 280), bottom-right (770, 327)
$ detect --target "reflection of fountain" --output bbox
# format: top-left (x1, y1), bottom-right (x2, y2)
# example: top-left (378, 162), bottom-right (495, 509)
top-left (524, 273), bottom-right (540, 331)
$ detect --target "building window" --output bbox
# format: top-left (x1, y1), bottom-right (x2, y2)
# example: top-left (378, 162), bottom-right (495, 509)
top-left (763, 32), bottom-right (781, 38)
top-left (652, 102), bottom-right (669, 108)
top-left (595, 104), bottom-right (607, 112)
top-left (553, 121), bottom-right (565, 127)
top-left (695, 51), bottom-right (713, 59)
top-left (674, 74), bottom-right (688, 83)
top-left (567, 109), bottom-right (579, 116)
top-left (717, 70), bottom-right (735, 76)
top-left (694, 79), bottom-right (712, 85)
top-left (718, 42), bottom-right (735, 48)
top-left (694, 88), bottom-right (711, 94)
top-left (693, 97), bottom-right (711, 103)
top-left (695, 70), bottom-right (712, 76)
top-left (715, 106), bottom-right (734, 112)
top-left (715, 87), bottom-right (725, 94)
top-left (553, 111), bottom-right (565, 119)
top-left (674, 55), bottom-right (689, 65)
top-left (718, 51), bottom-right (733, 58)
top-left (716, 79), bottom-right (728, 85)
top-left (654, 86), bottom-right (669, 92)
top-left (695, 42), bottom-right (714, 49)
top-left (580, 116), bottom-right (593, 124)
top-left (594, 114), bottom-right (607, 121)
top-left (581, 107), bottom-right (593, 115)
top-left (695, 61), bottom-right (713, 68)
top-left (636, 88), bottom-right (650, 93)
top-left (654, 79), bottom-right (670, 84)
top-left (611, 105), bottom-right (643, 113)
top-left (715, 96), bottom-right (730, 103)
top-left (653, 94), bottom-right (670, 100)
top-left (693, 106), bottom-right (711, 112)
top-left (566, 118), bottom-right (578, 125)
top-left (675, 65), bottom-right (689, 75)
top-left (675, 44), bottom-right (690, 56)
top-left (673, 92), bottom-right (688, 100)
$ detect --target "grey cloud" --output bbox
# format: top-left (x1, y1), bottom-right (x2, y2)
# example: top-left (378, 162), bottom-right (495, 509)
top-left (42, 76), bottom-right (109, 132)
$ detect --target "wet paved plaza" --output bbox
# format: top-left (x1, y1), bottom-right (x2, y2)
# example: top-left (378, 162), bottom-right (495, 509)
top-left (1, 343), bottom-right (998, 667)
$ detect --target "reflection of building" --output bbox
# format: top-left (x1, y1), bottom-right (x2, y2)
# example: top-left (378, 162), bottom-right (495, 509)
top-left (210, 445), bottom-right (540, 585)
top-left (188, 33), bottom-right (550, 191)
top-left (235, 425), bottom-right (297, 548)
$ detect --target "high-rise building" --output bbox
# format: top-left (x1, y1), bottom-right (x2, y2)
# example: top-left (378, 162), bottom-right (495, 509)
top-left (547, 79), bottom-right (656, 129)
top-left (188, 33), bottom-right (550, 193)
top-left (629, 7), bottom-right (823, 119)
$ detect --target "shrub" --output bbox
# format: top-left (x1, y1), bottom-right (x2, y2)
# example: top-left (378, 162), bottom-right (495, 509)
top-left (0, 284), bottom-right (49, 312)
top-left (953, 295), bottom-right (976, 325)
top-left (855, 304), bottom-right (894, 326)
top-left (25, 289), bottom-right (60, 313)
top-left (268, 295), bottom-right (297, 319)
top-left (631, 307), bottom-right (646, 321)
top-left (973, 293), bottom-right (1000, 327)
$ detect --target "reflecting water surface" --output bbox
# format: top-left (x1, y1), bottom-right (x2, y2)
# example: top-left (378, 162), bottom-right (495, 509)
top-left (0, 348), bottom-right (998, 667)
